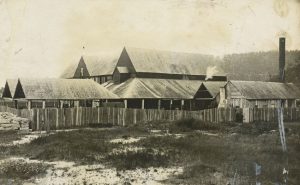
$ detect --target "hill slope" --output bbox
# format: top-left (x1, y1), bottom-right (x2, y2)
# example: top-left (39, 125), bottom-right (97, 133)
top-left (221, 50), bottom-right (300, 82)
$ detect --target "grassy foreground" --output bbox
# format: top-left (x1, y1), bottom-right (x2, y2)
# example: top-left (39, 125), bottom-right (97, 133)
top-left (0, 119), bottom-right (299, 184)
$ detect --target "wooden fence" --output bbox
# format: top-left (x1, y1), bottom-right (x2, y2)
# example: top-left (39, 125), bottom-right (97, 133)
top-left (28, 107), bottom-right (237, 131)
top-left (0, 99), bottom-right (15, 108)
top-left (243, 107), bottom-right (300, 122)
top-left (0, 106), bottom-right (299, 131)
top-left (0, 106), bottom-right (32, 119)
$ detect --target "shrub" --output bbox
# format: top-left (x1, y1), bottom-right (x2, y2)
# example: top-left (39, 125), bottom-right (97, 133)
top-left (24, 130), bottom-right (118, 163)
top-left (0, 130), bottom-right (22, 145)
top-left (230, 122), bottom-right (278, 135)
top-left (106, 149), bottom-right (169, 170)
top-left (16, 128), bottom-right (149, 163)
top-left (179, 162), bottom-right (218, 179)
top-left (171, 118), bottom-right (219, 132)
top-left (0, 159), bottom-right (49, 179)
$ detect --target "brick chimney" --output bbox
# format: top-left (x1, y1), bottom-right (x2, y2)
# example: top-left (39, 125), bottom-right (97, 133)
top-left (279, 37), bottom-right (285, 82)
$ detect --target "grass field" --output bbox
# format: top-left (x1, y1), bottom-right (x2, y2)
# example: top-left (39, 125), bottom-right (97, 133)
top-left (0, 119), bottom-right (299, 184)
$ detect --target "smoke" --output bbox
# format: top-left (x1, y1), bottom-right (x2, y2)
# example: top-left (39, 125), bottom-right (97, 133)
top-left (273, 0), bottom-right (289, 17)
top-left (205, 66), bottom-right (218, 80)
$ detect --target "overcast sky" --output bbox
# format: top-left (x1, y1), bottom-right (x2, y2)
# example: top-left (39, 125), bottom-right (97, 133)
top-left (0, 0), bottom-right (299, 86)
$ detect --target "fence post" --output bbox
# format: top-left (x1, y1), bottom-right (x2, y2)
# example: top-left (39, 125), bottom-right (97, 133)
top-left (97, 107), bottom-right (100, 124)
top-left (37, 109), bottom-right (40, 131)
top-left (46, 109), bottom-right (50, 132)
top-left (133, 109), bottom-right (137, 124)
top-left (121, 108), bottom-right (124, 126)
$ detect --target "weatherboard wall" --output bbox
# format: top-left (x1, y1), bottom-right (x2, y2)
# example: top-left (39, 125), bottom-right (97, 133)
top-left (224, 81), bottom-right (299, 108)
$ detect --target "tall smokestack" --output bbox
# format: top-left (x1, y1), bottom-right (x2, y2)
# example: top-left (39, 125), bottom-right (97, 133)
top-left (279, 37), bottom-right (285, 82)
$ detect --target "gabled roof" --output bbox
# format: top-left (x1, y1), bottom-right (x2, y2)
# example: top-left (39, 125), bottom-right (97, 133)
top-left (229, 80), bottom-right (300, 100)
top-left (14, 78), bottom-right (118, 100)
top-left (103, 78), bottom-right (202, 99)
top-left (202, 81), bottom-right (226, 98)
top-left (60, 55), bottom-right (118, 78)
top-left (60, 63), bottom-right (78, 78)
top-left (83, 56), bottom-right (118, 76)
top-left (123, 47), bottom-right (225, 76)
top-left (2, 79), bottom-right (18, 98)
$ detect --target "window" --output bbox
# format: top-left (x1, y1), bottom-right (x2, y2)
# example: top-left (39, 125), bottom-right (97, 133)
top-left (182, 75), bottom-right (189, 80)
top-left (287, 100), bottom-right (294, 107)
top-left (80, 68), bottom-right (84, 77)
top-left (101, 77), bottom-right (106, 84)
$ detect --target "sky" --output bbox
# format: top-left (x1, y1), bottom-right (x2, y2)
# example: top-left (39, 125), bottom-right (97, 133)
top-left (0, 0), bottom-right (299, 86)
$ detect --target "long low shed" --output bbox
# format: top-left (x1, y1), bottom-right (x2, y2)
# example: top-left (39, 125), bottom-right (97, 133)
top-left (103, 78), bottom-right (205, 110)
top-left (219, 80), bottom-right (300, 108)
top-left (5, 78), bottom-right (118, 109)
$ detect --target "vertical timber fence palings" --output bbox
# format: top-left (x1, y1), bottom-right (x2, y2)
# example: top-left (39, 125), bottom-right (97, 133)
top-left (0, 106), bottom-right (299, 131)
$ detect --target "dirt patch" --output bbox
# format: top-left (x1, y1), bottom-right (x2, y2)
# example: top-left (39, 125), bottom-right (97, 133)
top-left (12, 134), bottom-right (40, 145)
top-left (110, 137), bottom-right (144, 144)
top-left (24, 158), bottom-right (182, 185)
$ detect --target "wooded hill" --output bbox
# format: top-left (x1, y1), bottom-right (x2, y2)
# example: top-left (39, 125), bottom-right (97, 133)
top-left (286, 61), bottom-right (300, 87)
top-left (220, 50), bottom-right (300, 84)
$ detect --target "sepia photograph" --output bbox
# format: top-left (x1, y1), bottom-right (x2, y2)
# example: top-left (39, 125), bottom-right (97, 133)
top-left (0, 0), bottom-right (300, 184)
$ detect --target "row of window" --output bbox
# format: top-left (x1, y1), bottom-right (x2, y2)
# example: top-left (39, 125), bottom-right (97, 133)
top-left (229, 99), bottom-right (297, 108)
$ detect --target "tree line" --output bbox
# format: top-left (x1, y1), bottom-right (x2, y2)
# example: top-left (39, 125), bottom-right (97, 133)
top-left (220, 50), bottom-right (300, 85)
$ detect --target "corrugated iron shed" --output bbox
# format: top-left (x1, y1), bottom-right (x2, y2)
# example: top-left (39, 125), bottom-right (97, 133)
top-left (103, 78), bottom-right (202, 99)
top-left (124, 47), bottom-right (225, 76)
top-left (229, 80), bottom-right (300, 100)
top-left (15, 78), bottom-right (119, 100)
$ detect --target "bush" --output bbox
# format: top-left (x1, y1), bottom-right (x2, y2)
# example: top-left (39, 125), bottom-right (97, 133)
top-left (24, 130), bottom-right (119, 163)
top-left (171, 118), bottom-right (219, 132)
top-left (0, 130), bottom-right (22, 145)
top-left (106, 149), bottom-right (169, 170)
top-left (13, 128), bottom-right (149, 164)
top-left (230, 122), bottom-right (278, 135)
top-left (135, 131), bottom-right (293, 184)
top-left (180, 162), bottom-right (217, 179)
top-left (0, 159), bottom-right (49, 180)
